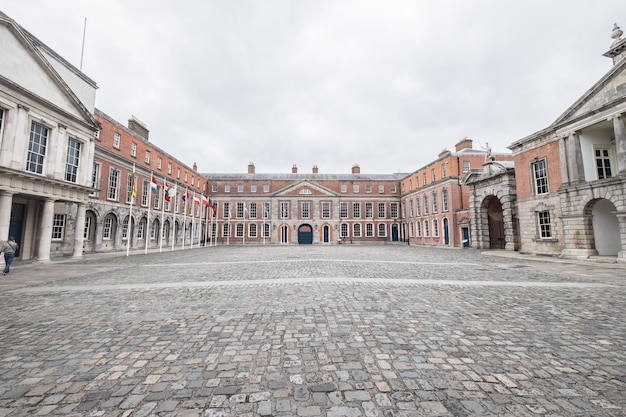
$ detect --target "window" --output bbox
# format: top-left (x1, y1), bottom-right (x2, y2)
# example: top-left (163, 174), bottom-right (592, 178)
top-left (236, 224), bottom-right (244, 238)
top-left (251, 184), bottom-right (257, 193)
top-left (423, 195), bottom-right (429, 215)
top-left (52, 214), bottom-right (65, 240)
top-left (131, 142), bottom-right (137, 157)
top-left (26, 121), bottom-right (48, 174)
top-left (301, 202), bottom-right (310, 219)
top-left (442, 189), bottom-right (449, 212)
top-left (280, 202), bottom-right (289, 219)
top-left (184, 172), bottom-right (188, 182)
top-left (263, 202), bottom-right (271, 219)
top-left (126, 173), bottom-right (134, 204)
top-left (263, 184), bottom-right (270, 192)
top-left (378, 203), bottom-right (385, 218)
top-left (409, 200), bottom-right (414, 217)
top-left (366, 223), bottom-right (374, 237)
top-left (341, 184), bottom-right (347, 193)
top-left (222, 223), bottom-right (230, 237)
top-left (157, 157), bottom-right (162, 170)
top-left (390, 203), bottom-right (398, 219)
top-left (353, 185), bottom-right (359, 193)
top-left (177, 168), bottom-right (181, 179)
top-left (262, 223), bottom-right (270, 238)
top-left (423, 173), bottom-right (427, 185)
top-left (433, 219), bottom-right (439, 237)
top-left (249, 223), bottom-right (257, 238)
top-left (378, 224), bottom-right (386, 237)
top-left (64, 138), bottom-right (81, 182)
top-left (103, 216), bottom-right (113, 239)
top-left (237, 202), bottom-right (244, 218)
top-left (538, 211), bottom-right (552, 239)
top-left (223, 202), bottom-right (231, 218)
top-left (409, 222), bottom-right (414, 237)
top-left (113, 132), bottom-right (121, 149)
top-left (84, 216), bottom-right (92, 239)
top-left (122, 217), bottom-right (129, 240)
top-left (378, 185), bottom-right (384, 193)
top-left (390, 185), bottom-right (397, 193)
top-left (341, 223), bottom-right (349, 237)
top-left (594, 147), bottom-right (613, 180)
top-left (366, 185), bottom-right (372, 193)
top-left (249, 202), bottom-right (257, 219)
top-left (212, 184), bottom-right (218, 193)
top-left (463, 161), bottom-right (470, 173)
top-left (137, 221), bottom-right (145, 240)
top-left (531, 159), bottom-right (549, 195)
top-left (153, 186), bottom-right (161, 209)
top-left (107, 168), bottom-right (120, 200)
top-left (141, 180), bottom-right (149, 207)
top-left (424, 220), bottom-right (430, 237)
top-left (416, 198), bottom-right (421, 217)
top-left (224, 184), bottom-right (231, 193)
top-left (145, 151), bottom-right (151, 164)
top-left (167, 162), bottom-right (172, 174)
top-left (340, 202), bottom-right (348, 218)
top-left (432, 192), bottom-right (438, 214)
top-left (353, 224), bottom-right (361, 237)
top-left (365, 203), bottom-right (373, 218)
top-left (441, 163), bottom-right (447, 178)
top-left (238, 184), bottom-right (244, 192)
top-left (416, 221), bottom-right (421, 237)
top-left (431, 168), bottom-right (436, 182)
top-left (90, 162), bottom-right (100, 195)
top-left (322, 202), bottom-right (331, 219)
top-left (353, 203), bottom-right (361, 218)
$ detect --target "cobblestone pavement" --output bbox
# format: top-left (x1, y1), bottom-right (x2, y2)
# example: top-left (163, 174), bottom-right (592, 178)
top-left (0, 246), bottom-right (625, 417)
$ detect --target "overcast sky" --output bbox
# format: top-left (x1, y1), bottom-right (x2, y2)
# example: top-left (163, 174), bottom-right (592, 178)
top-left (3, 1), bottom-right (626, 175)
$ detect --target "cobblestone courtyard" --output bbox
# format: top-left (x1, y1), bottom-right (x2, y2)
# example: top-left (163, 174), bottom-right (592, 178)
top-left (0, 246), bottom-right (625, 416)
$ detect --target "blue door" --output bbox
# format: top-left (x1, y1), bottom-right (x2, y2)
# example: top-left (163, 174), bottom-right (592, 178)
top-left (443, 218), bottom-right (450, 245)
top-left (9, 203), bottom-right (25, 257)
top-left (323, 226), bottom-right (329, 243)
top-left (391, 224), bottom-right (399, 241)
top-left (462, 227), bottom-right (470, 247)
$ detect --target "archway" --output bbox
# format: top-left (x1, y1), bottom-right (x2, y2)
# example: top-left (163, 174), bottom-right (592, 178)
top-left (391, 224), bottom-right (399, 242)
top-left (486, 197), bottom-right (505, 249)
top-left (591, 199), bottom-right (621, 255)
top-left (298, 224), bottom-right (313, 244)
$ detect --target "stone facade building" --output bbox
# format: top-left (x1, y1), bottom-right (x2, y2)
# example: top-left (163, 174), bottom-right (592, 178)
top-left (0, 12), bottom-right (99, 261)
top-left (467, 23), bottom-right (626, 262)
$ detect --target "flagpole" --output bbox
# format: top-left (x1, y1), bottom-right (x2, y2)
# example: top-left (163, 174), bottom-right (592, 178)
top-left (145, 172), bottom-right (154, 254)
top-left (171, 184), bottom-right (177, 251)
top-left (203, 197), bottom-right (209, 247)
top-left (159, 176), bottom-right (166, 253)
top-left (182, 187), bottom-right (188, 250)
top-left (243, 202), bottom-right (246, 246)
top-left (227, 204), bottom-right (230, 246)
top-left (127, 164), bottom-right (136, 256)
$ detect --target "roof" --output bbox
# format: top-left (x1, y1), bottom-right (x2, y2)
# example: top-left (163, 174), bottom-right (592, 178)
top-left (201, 173), bottom-right (408, 181)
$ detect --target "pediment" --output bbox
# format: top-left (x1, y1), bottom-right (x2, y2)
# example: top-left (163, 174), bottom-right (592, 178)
top-left (553, 59), bottom-right (626, 126)
top-left (274, 180), bottom-right (338, 197)
top-left (0, 16), bottom-right (97, 128)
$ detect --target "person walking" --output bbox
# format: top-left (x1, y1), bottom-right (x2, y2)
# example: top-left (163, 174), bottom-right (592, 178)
top-left (1, 236), bottom-right (18, 275)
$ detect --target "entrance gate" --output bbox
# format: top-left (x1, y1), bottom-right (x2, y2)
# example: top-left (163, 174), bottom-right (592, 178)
top-left (298, 224), bottom-right (313, 244)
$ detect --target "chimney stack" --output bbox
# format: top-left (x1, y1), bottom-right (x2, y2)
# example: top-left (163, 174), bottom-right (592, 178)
top-left (455, 137), bottom-right (473, 152)
top-left (248, 162), bottom-right (255, 174)
top-left (312, 165), bottom-right (318, 174)
top-left (351, 164), bottom-right (360, 174)
top-left (292, 164), bottom-right (298, 174)
top-left (128, 115), bottom-right (149, 140)
top-left (193, 162), bottom-right (197, 172)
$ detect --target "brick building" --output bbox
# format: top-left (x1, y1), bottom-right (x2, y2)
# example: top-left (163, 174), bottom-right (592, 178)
top-left (203, 163), bottom-right (405, 244)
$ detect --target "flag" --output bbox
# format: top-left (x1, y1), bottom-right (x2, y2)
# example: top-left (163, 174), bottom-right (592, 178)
top-left (151, 175), bottom-right (158, 193)
top-left (130, 165), bottom-right (137, 198)
top-left (181, 191), bottom-right (188, 201)
top-left (193, 195), bottom-right (201, 205)
top-left (211, 202), bottom-right (217, 217)
top-left (164, 180), bottom-right (171, 202)
top-left (201, 195), bottom-right (209, 207)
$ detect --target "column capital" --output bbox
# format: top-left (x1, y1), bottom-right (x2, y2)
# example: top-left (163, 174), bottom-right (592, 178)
top-left (608, 112), bottom-right (624, 122)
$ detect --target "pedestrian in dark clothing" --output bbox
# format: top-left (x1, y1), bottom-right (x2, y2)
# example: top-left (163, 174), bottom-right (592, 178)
top-left (1, 236), bottom-right (18, 275)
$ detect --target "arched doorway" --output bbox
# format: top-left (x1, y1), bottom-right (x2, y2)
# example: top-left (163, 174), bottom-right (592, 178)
top-left (443, 218), bottom-right (450, 245)
top-left (486, 197), bottom-right (505, 249)
top-left (84, 209), bottom-right (97, 252)
top-left (391, 224), bottom-right (399, 242)
top-left (298, 224), bottom-right (313, 244)
top-left (591, 199), bottom-right (621, 255)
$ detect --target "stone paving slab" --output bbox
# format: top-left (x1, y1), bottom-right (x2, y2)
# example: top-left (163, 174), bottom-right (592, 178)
top-left (0, 246), bottom-right (625, 416)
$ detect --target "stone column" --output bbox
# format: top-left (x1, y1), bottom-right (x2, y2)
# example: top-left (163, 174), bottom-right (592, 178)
top-left (612, 114), bottom-right (626, 174)
top-left (567, 131), bottom-right (585, 182)
top-left (617, 212), bottom-right (626, 263)
top-left (72, 202), bottom-right (86, 257)
top-left (36, 198), bottom-right (55, 261)
top-left (0, 191), bottom-right (14, 241)
top-left (558, 137), bottom-right (570, 185)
